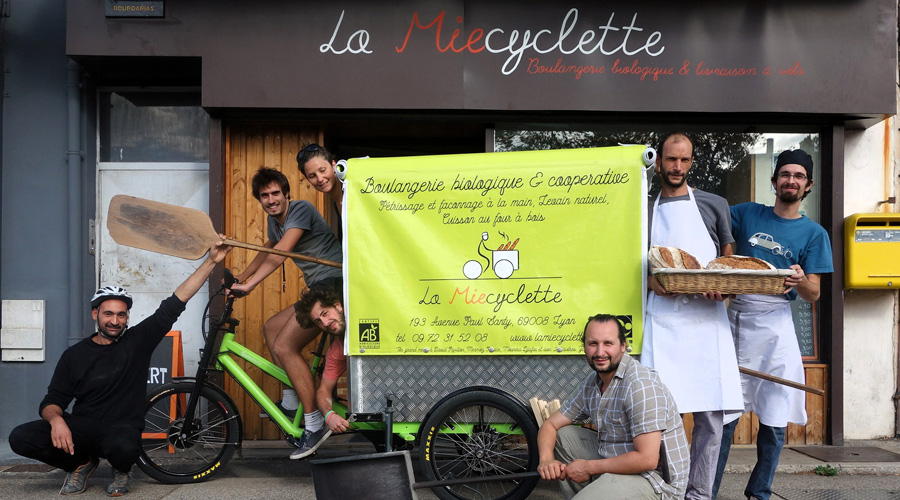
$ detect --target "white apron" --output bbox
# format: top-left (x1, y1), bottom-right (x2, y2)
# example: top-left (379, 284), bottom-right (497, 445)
top-left (728, 294), bottom-right (807, 427)
top-left (641, 188), bottom-right (743, 414)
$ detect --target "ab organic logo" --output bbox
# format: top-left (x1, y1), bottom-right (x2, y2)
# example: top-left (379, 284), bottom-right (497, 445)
top-left (358, 320), bottom-right (381, 348)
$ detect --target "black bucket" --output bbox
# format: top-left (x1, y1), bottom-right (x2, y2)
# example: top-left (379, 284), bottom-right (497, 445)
top-left (311, 451), bottom-right (419, 500)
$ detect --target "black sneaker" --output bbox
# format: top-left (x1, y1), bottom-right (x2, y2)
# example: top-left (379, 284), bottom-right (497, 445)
top-left (289, 426), bottom-right (332, 460)
top-left (59, 457), bottom-right (99, 495)
top-left (106, 468), bottom-right (131, 497)
top-left (259, 400), bottom-right (297, 419)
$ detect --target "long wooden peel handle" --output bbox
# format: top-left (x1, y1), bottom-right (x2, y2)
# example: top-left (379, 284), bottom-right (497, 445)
top-left (413, 471), bottom-right (540, 489)
top-left (739, 366), bottom-right (825, 396)
top-left (222, 239), bottom-right (342, 269)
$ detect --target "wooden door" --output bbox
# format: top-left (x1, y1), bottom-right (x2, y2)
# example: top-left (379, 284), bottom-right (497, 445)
top-left (224, 123), bottom-right (330, 440)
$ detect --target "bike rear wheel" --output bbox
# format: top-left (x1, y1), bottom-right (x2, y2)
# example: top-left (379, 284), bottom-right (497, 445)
top-left (138, 381), bottom-right (241, 484)
top-left (419, 389), bottom-right (539, 500)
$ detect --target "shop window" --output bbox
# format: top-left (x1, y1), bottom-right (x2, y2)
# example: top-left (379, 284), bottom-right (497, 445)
top-left (494, 130), bottom-right (819, 208)
top-left (99, 91), bottom-right (209, 162)
top-left (494, 128), bottom-right (821, 359)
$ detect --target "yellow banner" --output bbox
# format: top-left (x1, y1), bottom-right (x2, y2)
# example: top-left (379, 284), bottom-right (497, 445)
top-left (345, 146), bottom-right (647, 355)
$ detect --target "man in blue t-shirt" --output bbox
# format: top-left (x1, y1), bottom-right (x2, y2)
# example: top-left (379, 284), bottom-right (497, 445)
top-left (712, 149), bottom-right (833, 500)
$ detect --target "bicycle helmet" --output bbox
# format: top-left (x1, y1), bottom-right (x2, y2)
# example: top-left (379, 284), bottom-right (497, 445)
top-left (90, 286), bottom-right (133, 310)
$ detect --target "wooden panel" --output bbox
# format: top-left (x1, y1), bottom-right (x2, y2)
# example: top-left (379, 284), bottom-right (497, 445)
top-left (682, 413), bottom-right (694, 440)
top-left (224, 123), bottom-right (328, 440)
top-left (750, 412), bottom-right (759, 443)
top-left (802, 365), bottom-right (827, 445)
top-left (733, 412), bottom-right (753, 445)
top-left (786, 421), bottom-right (806, 444)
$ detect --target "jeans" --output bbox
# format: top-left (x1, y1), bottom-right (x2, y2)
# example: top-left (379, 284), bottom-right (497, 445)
top-left (712, 419), bottom-right (785, 500)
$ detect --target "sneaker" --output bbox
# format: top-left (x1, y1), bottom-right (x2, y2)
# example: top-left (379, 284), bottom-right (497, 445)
top-left (106, 468), bottom-right (131, 497)
top-left (59, 457), bottom-right (99, 495)
top-left (259, 399), bottom-right (297, 419)
top-left (289, 426), bottom-right (332, 460)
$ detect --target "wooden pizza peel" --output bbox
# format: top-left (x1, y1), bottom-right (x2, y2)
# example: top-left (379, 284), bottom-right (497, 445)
top-left (106, 194), bottom-right (341, 268)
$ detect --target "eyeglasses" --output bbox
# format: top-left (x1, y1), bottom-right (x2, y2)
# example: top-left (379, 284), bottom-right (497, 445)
top-left (296, 144), bottom-right (322, 164)
top-left (778, 171), bottom-right (807, 181)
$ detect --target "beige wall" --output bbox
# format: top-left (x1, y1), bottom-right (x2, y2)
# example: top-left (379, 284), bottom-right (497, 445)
top-left (842, 113), bottom-right (900, 438)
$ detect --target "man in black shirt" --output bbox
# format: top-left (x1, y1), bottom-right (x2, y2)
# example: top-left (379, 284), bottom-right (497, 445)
top-left (8, 240), bottom-right (229, 496)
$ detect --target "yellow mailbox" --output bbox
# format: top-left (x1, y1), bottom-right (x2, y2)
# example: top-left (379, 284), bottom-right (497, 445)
top-left (844, 213), bottom-right (900, 288)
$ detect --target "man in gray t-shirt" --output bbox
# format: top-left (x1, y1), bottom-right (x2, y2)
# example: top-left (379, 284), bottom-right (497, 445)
top-left (642, 133), bottom-right (743, 500)
top-left (268, 199), bottom-right (342, 286)
top-left (231, 167), bottom-right (342, 458)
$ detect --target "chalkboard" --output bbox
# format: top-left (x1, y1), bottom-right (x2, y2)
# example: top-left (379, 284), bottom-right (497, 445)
top-left (790, 301), bottom-right (816, 358)
top-left (147, 331), bottom-right (183, 392)
top-left (143, 331), bottom-right (183, 443)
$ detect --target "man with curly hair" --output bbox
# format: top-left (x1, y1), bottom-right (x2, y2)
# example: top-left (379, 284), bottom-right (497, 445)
top-left (291, 284), bottom-right (348, 457)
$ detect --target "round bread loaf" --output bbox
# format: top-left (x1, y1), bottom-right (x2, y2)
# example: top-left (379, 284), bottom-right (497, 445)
top-left (706, 255), bottom-right (775, 270)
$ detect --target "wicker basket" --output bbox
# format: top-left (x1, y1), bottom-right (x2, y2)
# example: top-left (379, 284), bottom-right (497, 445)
top-left (652, 269), bottom-right (795, 295)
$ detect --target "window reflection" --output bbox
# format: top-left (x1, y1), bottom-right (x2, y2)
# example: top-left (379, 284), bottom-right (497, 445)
top-left (99, 92), bottom-right (209, 162)
top-left (493, 129), bottom-right (819, 222)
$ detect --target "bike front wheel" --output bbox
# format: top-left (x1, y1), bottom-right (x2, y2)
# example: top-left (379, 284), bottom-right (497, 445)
top-left (138, 381), bottom-right (242, 484)
top-left (419, 389), bottom-right (539, 500)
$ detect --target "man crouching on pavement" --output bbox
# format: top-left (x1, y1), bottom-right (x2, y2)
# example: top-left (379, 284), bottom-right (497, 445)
top-left (8, 239), bottom-right (230, 496)
top-left (537, 314), bottom-right (690, 500)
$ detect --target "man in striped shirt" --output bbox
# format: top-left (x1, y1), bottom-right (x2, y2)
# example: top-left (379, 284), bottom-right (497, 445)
top-left (538, 314), bottom-right (690, 500)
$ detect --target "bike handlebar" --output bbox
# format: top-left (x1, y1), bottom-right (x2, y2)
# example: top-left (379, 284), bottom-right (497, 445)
top-left (222, 269), bottom-right (247, 298)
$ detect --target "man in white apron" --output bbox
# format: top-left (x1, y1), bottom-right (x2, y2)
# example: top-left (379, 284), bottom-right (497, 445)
top-left (642, 133), bottom-right (744, 500)
top-left (711, 149), bottom-right (833, 500)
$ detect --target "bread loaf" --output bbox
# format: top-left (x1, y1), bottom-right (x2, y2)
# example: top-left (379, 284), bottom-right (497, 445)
top-left (706, 255), bottom-right (775, 270)
top-left (649, 246), bottom-right (703, 269)
top-left (649, 246), bottom-right (679, 268)
top-left (678, 249), bottom-right (702, 270)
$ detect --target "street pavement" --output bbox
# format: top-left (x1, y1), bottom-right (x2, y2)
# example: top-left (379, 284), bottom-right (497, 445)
top-left (2, 435), bottom-right (899, 499)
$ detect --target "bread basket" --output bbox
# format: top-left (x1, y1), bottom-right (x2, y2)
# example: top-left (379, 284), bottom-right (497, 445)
top-left (651, 268), bottom-right (795, 295)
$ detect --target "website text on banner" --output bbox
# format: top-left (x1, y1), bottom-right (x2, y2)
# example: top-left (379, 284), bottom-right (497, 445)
top-left (345, 146), bottom-right (647, 355)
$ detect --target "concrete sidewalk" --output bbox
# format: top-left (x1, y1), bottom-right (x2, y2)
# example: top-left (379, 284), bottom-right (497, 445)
top-left (2, 435), bottom-right (899, 499)
top-left (723, 438), bottom-right (900, 476)
top-left (5, 434), bottom-right (900, 474)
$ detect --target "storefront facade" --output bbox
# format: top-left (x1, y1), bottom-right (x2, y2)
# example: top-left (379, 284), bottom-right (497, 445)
top-left (1, 0), bottom-right (897, 444)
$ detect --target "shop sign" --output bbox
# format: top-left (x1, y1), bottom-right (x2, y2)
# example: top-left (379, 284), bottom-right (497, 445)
top-left (71, 0), bottom-right (894, 116)
top-left (105, 0), bottom-right (163, 18)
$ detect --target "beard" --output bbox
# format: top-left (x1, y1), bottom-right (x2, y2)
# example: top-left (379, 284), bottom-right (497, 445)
top-left (327, 319), bottom-right (346, 336)
top-left (97, 319), bottom-right (128, 339)
top-left (777, 189), bottom-right (804, 203)
top-left (588, 356), bottom-right (619, 374)
top-left (660, 172), bottom-right (686, 189)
